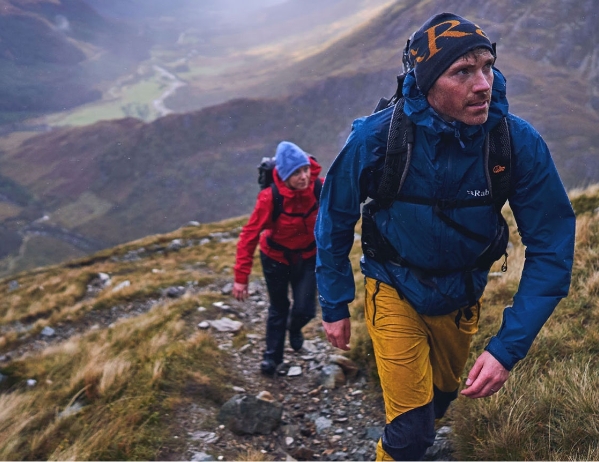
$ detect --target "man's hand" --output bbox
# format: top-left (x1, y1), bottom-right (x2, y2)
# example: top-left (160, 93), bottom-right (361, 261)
top-left (322, 318), bottom-right (351, 351)
top-left (232, 282), bottom-right (248, 301)
top-left (461, 351), bottom-right (509, 398)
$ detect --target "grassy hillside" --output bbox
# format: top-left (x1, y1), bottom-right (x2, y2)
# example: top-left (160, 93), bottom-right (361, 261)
top-left (0, 185), bottom-right (597, 460)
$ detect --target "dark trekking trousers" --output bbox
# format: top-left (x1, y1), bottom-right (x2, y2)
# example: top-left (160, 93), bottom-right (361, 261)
top-left (260, 251), bottom-right (317, 365)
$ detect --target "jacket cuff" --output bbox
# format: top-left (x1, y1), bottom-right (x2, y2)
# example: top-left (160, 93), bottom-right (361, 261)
top-left (321, 304), bottom-right (351, 323)
top-left (234, 273), bottom-right (249, 285)
top-left (485, 337), bottom-right (516, 371)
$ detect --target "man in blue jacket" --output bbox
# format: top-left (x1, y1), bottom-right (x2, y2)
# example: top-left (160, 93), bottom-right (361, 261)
top-left (315, 12), bottom-right (575, 461)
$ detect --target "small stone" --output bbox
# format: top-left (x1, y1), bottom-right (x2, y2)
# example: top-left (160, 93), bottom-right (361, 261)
top-left (320, 364), bottom-right (346, 389)
top-left (190, 452), bottom-right (215, 461)
top-left (366, 426), bottom-right (383, 440)
top-left (287, 366), bottom-right (302, 376)
top-left (436, 425), bottom-right (452, 437)
top-left (168, 239), bottom-right (183, 251)
top-left (285, 437), bottom-right (294, 446)
top-left (314, 416), bottom-right (332, 434)
top-left (40, 326), bottom-right (56, 337)
top-left (198, 321), bottom-right (210, 329)
top-left (98, 272), bottom-right (111, 281)
top-left (166, 286), bottom-right (185, 298)
top-left (209, 317), bottom-right (243, 332)
top-left (302, 340), bottom-right (319, 353)
top-left (27, 379), bottom-right (37, 387)
top-left (112, 280), bottom-right (131, 292)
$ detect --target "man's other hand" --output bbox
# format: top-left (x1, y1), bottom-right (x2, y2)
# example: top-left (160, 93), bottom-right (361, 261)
top-left (322, 318), bottom-right (351, 350)
top-left (461, 351), bottom-right (509, 398)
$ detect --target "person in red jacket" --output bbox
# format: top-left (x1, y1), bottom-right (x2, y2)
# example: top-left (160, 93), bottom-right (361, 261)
top-left (233, 141), bottom-right (323, 376)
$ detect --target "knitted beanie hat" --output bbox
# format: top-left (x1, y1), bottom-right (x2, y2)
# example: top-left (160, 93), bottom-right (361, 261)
top-left (274, 141), bottom-right (310, 181)
top-left (405, 12), bottom-right (494, 94)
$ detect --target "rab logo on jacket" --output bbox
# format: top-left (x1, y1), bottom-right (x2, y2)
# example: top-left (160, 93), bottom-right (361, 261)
top-left (493, 165), bottom-right (506, 174)
top-left (467, 189), bottom-right (490, 197)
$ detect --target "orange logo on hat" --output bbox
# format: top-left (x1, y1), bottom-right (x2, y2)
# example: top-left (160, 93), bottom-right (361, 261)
top-left (493, 165), bottom-right (506, 174)
top-left (412, 20), bottom-right (489, 64)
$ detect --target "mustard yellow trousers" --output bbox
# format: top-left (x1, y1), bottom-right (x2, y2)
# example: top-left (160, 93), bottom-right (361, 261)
top-left (364, 277), bottom-right (480, 461)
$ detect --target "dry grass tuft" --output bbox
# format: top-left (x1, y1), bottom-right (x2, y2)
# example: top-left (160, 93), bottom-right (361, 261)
top-left (0, 221), bottom-right (241, 460)
top-left (448, 186), bottom-right (599, 460)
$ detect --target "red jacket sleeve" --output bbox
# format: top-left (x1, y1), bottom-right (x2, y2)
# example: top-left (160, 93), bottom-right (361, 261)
top-left (234, 189), bottom-right (273, 284)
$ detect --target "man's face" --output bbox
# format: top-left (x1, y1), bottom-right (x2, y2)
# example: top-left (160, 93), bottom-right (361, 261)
top-left (426, 49), bottom-right (495, 125)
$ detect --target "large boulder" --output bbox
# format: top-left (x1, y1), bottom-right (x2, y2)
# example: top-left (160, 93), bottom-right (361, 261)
top-left (217, 393), bottom-right (283, 435)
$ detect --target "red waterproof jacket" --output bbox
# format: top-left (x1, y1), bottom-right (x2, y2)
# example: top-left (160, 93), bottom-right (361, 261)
top-left (234, 157), bottom-right (323, 285)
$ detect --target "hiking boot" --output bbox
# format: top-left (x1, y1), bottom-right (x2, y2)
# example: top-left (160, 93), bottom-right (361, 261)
top-left (289, 330), bottom-right (304, 352)
top-left (260, 359), bottom-right (277, 376)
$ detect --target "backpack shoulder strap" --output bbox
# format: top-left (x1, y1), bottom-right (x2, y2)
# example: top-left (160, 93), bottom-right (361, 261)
top-left (376, 98), bottom-right (414, 209)
top-left (313, 178), bottom-right (322, 202)
top-left (270, 183), bottom-right (283, 222)
top-left (487, 117), bottom-right (512, 212)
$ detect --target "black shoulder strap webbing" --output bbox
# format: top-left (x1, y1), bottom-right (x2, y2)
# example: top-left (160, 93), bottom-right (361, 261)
top-left (271, 183), bottom-right (284, 222)
top-left (271, 179), bottom-right (322, 222)
top-left (376, 98), bottom-right (413, 209)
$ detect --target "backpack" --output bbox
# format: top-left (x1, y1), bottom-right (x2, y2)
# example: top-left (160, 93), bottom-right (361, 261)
top-left (361, 74), bottom-right (512, 317)
top-left (257, 155), bottom-right (323, 222)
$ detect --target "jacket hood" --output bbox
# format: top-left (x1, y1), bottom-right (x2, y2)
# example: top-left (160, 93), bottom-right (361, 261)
top-left (402, 68), bottom-right (509, 140)
top-left (273, 156), bottom-right (322, 199)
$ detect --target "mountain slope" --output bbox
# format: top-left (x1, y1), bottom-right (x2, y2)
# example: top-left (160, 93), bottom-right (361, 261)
top-left (0, 0), bottom-right (597, 275)
top-left (0, 0), bottom-right (152, 122)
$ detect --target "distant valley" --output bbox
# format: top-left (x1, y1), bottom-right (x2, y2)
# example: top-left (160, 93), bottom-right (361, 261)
top-left (0, 0), bottom-right (597, 277)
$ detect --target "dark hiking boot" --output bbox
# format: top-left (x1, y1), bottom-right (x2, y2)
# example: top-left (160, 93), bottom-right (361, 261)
top-left (289, 330), bottom-right (304, 352)
top-left (260, 359), bottom-right (277, 376)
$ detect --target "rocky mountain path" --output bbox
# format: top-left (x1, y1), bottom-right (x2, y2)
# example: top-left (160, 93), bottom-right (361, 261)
top-left (177, 280), bottom-right (456, 462)
top-left (0, 263), bottom-right (455, 461)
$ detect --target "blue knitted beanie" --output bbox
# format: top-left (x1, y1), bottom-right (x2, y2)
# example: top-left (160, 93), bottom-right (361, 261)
top-left (274, 141), bottom-right (310, 181)
top-left (405, 12), bottom-right (494, 94)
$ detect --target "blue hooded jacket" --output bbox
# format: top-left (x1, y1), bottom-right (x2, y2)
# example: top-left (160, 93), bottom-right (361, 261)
top-left (315, 69), bottom-right (575, 371)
